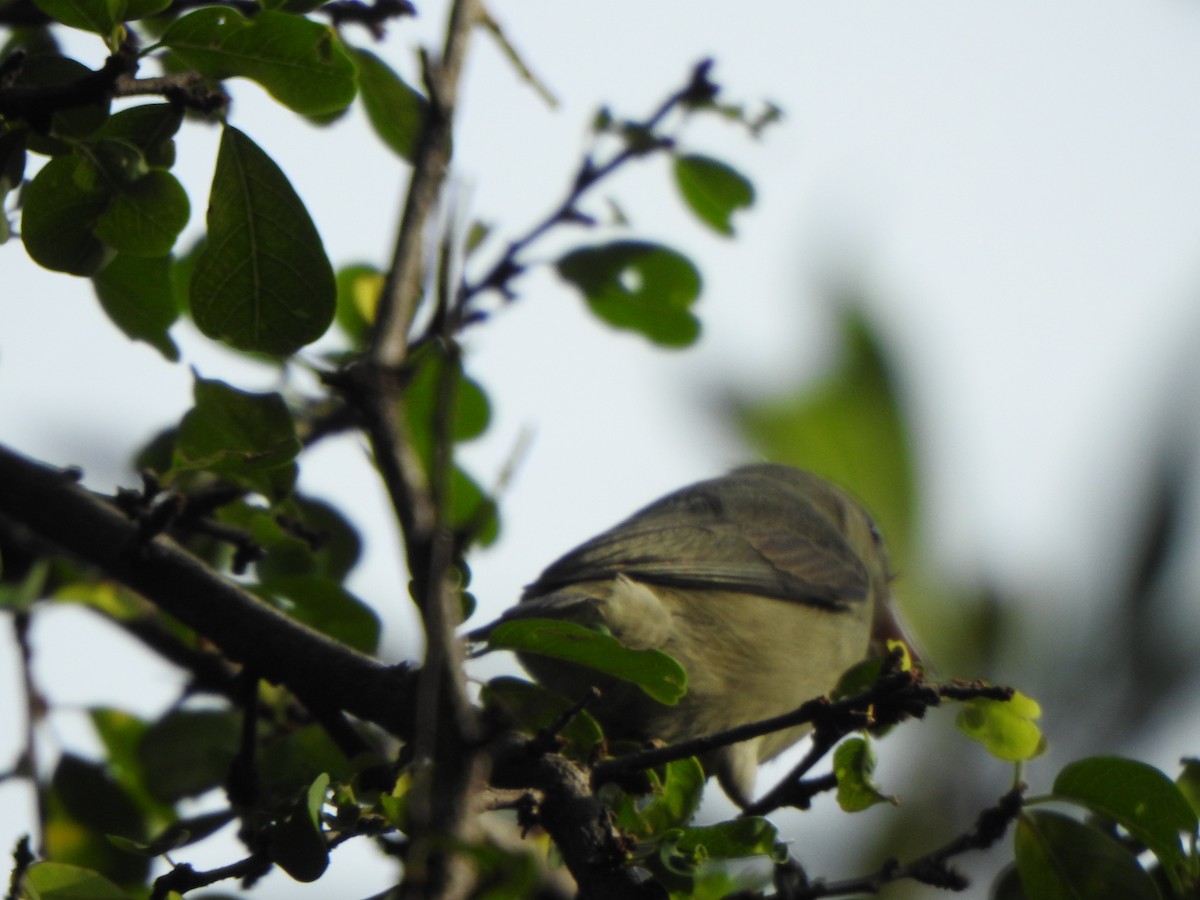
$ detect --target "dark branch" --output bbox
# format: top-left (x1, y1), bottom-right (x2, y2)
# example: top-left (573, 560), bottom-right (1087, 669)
top-left (0, 443), bottom-right (417, 738)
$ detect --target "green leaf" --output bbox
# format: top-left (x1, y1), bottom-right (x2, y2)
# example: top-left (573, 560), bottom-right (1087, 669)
top-left (480, 676), bottom-right (605, 761)
top-left (670, 818), bottom-right (778, 860)
top-left (31, 0), bottom-right (115, 35)
top-left (352, 48), bottom-right (428, 162)
top-left (1014, 811), bottom-right (1159, 900)
top-left (334, 263), bottom-right (383, 345)
top-left (1179, 758), bottom-right (1200, 817)
top-left (95, 103), bottom-right (183, 169)
top-left (956, 691), bottom-right (1045, 762)
top-left (190, 126), bottom-right (336, 355)
top-left (162, 8), bottom-right (356, 116)
top-left (616, 756), bottom-right (706, 839)
top-left (21, 155), bottom-right (111, 275)
top-left (52, 754), bottom-right (145, 840)
top-left (673, 154), bottom-right (754, 236)
top-left (252, 495), bottom-right (363, 582)
top-left (833, 737), bottom-right (897, 812)
top-left (92, 254), bottom-right (181, 360)
top-left (1052, 756), bottom-right (1198, 893)
top-left (486, 618), bottom-right (687, 705)
top-left (258, 575), bottom-right (380, 654)
top-left (556, 241), bottom-right (702, 347)
top-left (91, 169), bottom-right (189, 257)
top-left (12, 56), bottom-right (110, 146)
top-left (174, 377), bottom-right (301, 499)
top-left (138, 709), bottom-right (240, 803)
top-left (267, 782), bottom-right (329, 883)
top-left (19, 862), bottom-right (134, 900)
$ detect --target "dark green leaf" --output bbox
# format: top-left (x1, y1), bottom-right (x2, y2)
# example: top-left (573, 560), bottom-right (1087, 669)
top-left (175, 377), bottom-right (300, 500)
top-left (673, 154), bottom-right (754, 236)
top-left (1053, 756), bottom-right (1197, 892)
top-left (1014, 811), bottom-right (1159, 900)
top-left (162, 8), bottom-right (356, 116)
top-left (267, 785), bottom-right (329, 883)
top-left (404, 344), bottom-right (491, 446)
top-left (19, 862), bottom-right (134, 900)
top-left (190, 126), bottom-right (336, 355)
top-left (121, 0), bottom-right (172, 20)
top-left (92, 253), bottom-right (180, 360)
top-left (352, 48), bottom-right (427, 162)
top-left (556, 241), bottom-right (702, 347)
top-left (991, 864), bottom-right (1029, 900)
top-left (21, 155), bottom-right (111, 275)
top-left (487, 618), bottom-right (687, 705)
top-left (258, 725), bottom-right (353, 803)
top-left (1179, 758), bottom-right (1200, 817)
top-left (258, 575), bottom-right (380, 654)
top-left (91, 168), bottom-right (189, 257)
top-left (138, 709), bottom-right (240, 803)
top-left (31, 0), bottom-right (114, 33)
top-left (95, 104), bottom-right (183, 169)
top-left (480, 676), bottom-right (605, 761)
top-left (834, 737), bottom-right (896, 812)
top-left (250, 495), bottom-right (363, 582)
top-left (16, 56), bottom-right (109, 146)
top-left (956, 692), bottom-right (1045, 762)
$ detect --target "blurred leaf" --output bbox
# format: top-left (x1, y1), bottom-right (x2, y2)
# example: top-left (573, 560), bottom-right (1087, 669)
top-left (52, 754), bottom-right (145, 840)
top-left (1052, 756), bottom-right (1197, 893)
top-left (21, 155), bottom-right (111, 275)
top-left (44, 756), bottom-right (150, 886)
top-left (258, 575), bottom-right (380, 654)
top-left (89, 708), bottom-right (174, 820)
top-left (190, 126), bottom-right (336, 355)
top-left (334, 263), bottom-right (383, 345)
top-left (174, 377), bottom-right (300, 500)
top-left (352, 48), bottom-right (427, 162)
top-left (673, 154), bottom-right (754, 236)
top-left (480, 676), bottom-right (604, 762)
top-left (259, 725), bottom-right (353, 804)
top-left (18, 861), bottom-right (134, 900)
top-left (138, 709), bottom-right (240, 803)
top-left (92, 253), bottom-right (180, 360)
top-left (487, 618), bottom-right (687, 705)
top-left (245, 495), bottom-right (362, 582)
top-left (1179, 758), bottom-right (1200, 817)
top-left (162, 8), bottom-right (356, 116)
top-left (734, 311), bottom-right (914, 562)
top-left (1014, 811), bottom-right (1159, 900)
top-left (95, 104), bottom-right (183, 169)
top-left (834, 737), bottom-right (896, 812)
top-left (557, 241), bottom-right (702, 347)
top-left (956, 691), bottom-right (1045, 762)
top-left (404, 344), bottom-right (491, 447)
top-left (990, 864), bottom-right (1029, 900)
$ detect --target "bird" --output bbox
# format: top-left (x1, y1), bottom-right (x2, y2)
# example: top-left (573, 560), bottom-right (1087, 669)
top-left (478, 463), bottom-right (912, 808)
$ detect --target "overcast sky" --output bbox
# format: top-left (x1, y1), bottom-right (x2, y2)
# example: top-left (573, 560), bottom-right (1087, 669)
top-left (5, 2), bottom-right (1200, 895)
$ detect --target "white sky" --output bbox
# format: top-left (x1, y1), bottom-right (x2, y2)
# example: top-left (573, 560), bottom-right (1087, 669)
top-left (4, 1), bottom-right (1200, 895)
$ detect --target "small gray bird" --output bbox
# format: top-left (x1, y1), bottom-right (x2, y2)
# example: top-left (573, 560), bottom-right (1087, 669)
top-left (484, 463), bottom-right (910, 808)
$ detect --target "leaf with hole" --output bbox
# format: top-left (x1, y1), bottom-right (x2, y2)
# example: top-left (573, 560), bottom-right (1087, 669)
top-left (556, 240), bottom-right (702, 347)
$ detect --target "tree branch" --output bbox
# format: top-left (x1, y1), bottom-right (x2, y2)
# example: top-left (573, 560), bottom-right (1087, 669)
top-left (0, 443), bottom-right (416, 737)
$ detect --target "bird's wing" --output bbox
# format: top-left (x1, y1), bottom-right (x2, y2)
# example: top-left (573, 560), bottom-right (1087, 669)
top-left (523, 467), bottom-right (870, 610)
